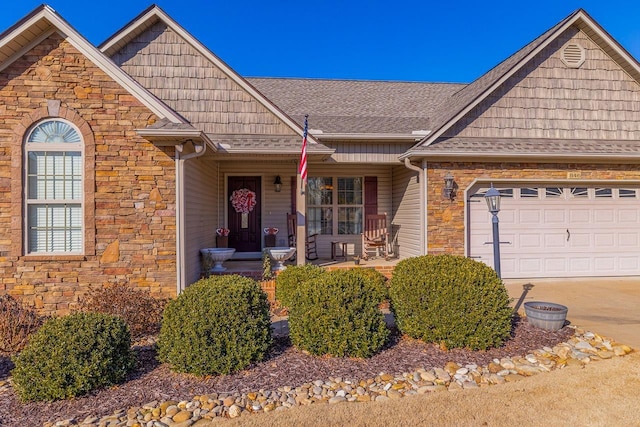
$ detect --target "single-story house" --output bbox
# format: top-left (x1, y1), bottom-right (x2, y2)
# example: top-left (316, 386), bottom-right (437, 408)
top-left (1, 5), bottom-right (639, 314)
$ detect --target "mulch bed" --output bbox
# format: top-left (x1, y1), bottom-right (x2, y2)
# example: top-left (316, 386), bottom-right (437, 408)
top-left (0, 317), bottom-right (573, 426)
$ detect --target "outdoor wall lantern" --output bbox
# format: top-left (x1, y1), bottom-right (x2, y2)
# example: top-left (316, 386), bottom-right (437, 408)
top-left (442, 172), bottom-right (457, 201)
top-left (274, 175), bottom-right (282, 192)
top-left (484, 184), bottom-right (502, 278)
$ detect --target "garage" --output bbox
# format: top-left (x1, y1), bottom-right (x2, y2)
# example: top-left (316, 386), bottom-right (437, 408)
top-left (468, 186), bottom-right (640, 279)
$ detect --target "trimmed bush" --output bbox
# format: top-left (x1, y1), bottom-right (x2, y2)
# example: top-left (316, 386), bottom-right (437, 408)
top-left (389, 255), bottom-right (512, 350)
top-left (288, 268), bottom-right (389, 358)
top-left (157, 275), bottom-right (272, 376)
top-left (275, 264), bottom-right (325, 308)
top-left (77, 283), bottom-right (166, 340)
top-left (0, 294), bottom-right (44, 355)
top-left (349, 267), bottom-right (388, 290)
top-left (11, 312), bottom-right (135, 402)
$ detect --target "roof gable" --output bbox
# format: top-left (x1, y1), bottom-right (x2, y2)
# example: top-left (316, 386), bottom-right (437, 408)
top-left (100, 5), bottom-right (321, 145)
top-left (443, 27), bottom-right (640, 141)
top-left (406, 9), bottom-right (640, 157)
top-left (0, 4), bottom-right (186, 124)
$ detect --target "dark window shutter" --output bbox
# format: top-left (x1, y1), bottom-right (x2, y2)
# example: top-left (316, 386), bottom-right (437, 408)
top-left (364, 176), bottom-right (378, 217)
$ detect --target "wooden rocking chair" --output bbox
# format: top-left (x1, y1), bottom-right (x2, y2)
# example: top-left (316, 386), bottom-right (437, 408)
top-left (287, 213), bottom-right (319, 260)
top-left (362, 213), bottom-right (390, 260)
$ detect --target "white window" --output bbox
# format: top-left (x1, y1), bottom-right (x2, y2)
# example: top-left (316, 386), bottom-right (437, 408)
top-left (594, 188), bottom-right (613, 198)
top-left (25, 120), bottom-right (83, 254)
top-left (520, 188), bottom-right (539, 198)
top-left (619, 189), bottom-right (637, 198)
top-left (570, 187), bottom-right (589, 198)
top-left (307, 177), bottom-right (333, 235)
top-left (307, 177), bottom-right (363, 235)
top-left (545, 187), bottom-right (564, 198)
top-left (337, 177), bottom-right (363, 235)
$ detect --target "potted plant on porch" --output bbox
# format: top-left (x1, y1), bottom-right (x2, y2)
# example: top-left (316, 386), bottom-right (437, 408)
top-left (216, 228), bottom-right (229, 248)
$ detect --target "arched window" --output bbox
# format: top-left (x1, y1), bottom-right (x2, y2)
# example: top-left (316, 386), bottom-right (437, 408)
top-left (24, 119), bottom-right (83, 253)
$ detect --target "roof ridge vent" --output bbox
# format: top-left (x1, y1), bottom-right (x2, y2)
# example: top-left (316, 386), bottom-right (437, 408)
top-left (561, 42), bottom-right (585, 68)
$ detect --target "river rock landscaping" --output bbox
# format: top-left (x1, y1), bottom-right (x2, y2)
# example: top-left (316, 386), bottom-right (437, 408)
top-left (0, 318), bottom-right (632, 426)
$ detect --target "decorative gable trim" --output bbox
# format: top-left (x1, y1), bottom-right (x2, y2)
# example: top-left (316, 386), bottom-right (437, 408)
top-left (100, 5), bottom-right (321, 146)
top-left (404, 9), bottom-right (640, 159)
top-left (0, 28), bottom-right (55, 73)
top-left (561, 42), bottom-right (585, 68)
top-left (0, 5), bottom-right (186, 124)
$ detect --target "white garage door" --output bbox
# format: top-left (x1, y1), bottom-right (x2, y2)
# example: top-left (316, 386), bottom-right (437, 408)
top-left (468, 186), bottom-right (640, 279)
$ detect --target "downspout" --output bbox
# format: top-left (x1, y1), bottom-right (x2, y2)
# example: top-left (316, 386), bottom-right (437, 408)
top-left (421, 159), bottom-right (428, 255)
top-left (403, 158), bottom-right (426, 255)
top-left (175, 140), bottom-right (207, 294)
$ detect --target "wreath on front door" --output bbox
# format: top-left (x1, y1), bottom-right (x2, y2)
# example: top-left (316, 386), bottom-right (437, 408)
top-left (230, 188), bottom-right (257, 214)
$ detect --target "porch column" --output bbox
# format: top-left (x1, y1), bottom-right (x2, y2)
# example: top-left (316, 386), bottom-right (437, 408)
top-left (295, 174), bottom-right (306, 265)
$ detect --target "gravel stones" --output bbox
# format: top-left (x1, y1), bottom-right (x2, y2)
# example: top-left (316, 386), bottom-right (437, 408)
top-left (38, 327), bottom-right (633, 426)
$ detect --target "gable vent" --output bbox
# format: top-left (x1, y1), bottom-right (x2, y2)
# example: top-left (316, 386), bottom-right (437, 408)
top-left (561, 43), bottom-right (585, 68)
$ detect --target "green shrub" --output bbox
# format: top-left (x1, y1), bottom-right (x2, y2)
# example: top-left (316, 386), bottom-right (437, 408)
top-left (275, 264), bottom-right (325, 308)
top-left (157, 275), bottom-right (272, 376)
top-left (77, 283), bottom-right (166, 340)
top-left (11, 312), bottom-right (135, 402)
top-left (349, 267), bottom-right (388, 290)
top-left (0, 294), bottom-right (44, 355)
top-left (288, 268), bottom-right (389, 358)
top-left (389, 255), bottom-right (512, 350)
top-left (261, 250), bottom-right (274, 280)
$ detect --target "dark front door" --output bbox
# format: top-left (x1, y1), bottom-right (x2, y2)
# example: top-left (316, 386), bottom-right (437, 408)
top-left (228, 176), bottom-right (261, 252)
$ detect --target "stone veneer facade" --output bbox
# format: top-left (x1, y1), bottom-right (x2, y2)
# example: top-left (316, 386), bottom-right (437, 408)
top-left (426, 162), bottom-right (640, 254)
top-left (0, 34), bottom-right (177, 315)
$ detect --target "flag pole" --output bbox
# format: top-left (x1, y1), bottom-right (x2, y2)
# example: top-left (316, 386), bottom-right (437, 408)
top-left (296, 114), bottom-right (308, 265)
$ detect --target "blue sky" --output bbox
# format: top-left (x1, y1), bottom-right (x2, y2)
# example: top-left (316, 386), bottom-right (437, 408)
top-left (1, 1), bottom-right (640, 83)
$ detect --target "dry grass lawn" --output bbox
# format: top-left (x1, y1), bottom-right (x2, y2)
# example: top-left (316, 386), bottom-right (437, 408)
top-left (225, 352), bottom-right (640, 427)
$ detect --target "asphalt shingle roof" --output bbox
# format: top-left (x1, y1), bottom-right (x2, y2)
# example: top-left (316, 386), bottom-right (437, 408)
top-left (247, 78), bottom-right (465, 134)
top-left (421, 137), bottom-right (640, 156)
top-left (211, 134), bottom-right (333, 154)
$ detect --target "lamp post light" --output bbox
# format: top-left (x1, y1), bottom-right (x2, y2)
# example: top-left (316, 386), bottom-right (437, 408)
top-left (443, 172), bottom-right (456, 200)
top-left (484, 184), bottom-right (502, 278)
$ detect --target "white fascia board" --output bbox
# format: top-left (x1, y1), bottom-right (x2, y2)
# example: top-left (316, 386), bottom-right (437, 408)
top-left (219, 147), bottom-right (335, 155)
top-left (100, 6), bottom-right (319, 145)
top-left (0, 28), bottom-right (55, 73)
top-left (99, 6), bottom-right (158, 53)
top-left (577, 15), bottom-right (640, 82)
top-left (316, 133), bottom-right (425, 141)
top-left (136, 128), bottom-right (216, 150)
top-left (402, 150), bottom-right (640, 164)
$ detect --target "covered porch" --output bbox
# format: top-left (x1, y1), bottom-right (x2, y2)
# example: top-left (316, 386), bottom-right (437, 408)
top-left (182, 153), bottom-right (423, 290)
top-left (211, 255), bottom-right (400, 280)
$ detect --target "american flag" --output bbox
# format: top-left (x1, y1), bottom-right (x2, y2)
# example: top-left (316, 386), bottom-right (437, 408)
top-left (299, 114), bottom-right (308, 184)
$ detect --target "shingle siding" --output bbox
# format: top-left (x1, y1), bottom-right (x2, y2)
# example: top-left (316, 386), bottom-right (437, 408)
top-left (442, 28), bottom-right (640, 141)
top-left (110, 22), bottom-right (296, 136)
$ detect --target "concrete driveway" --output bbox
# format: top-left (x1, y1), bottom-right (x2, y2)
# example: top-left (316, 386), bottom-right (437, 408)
top-left (504, 277), bottom-right (640, 349)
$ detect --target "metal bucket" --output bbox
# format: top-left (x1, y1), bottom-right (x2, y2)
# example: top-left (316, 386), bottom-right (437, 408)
top-left (523, 301), bottom-right (568, 331)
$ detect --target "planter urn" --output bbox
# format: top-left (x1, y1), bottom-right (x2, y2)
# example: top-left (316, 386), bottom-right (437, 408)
top-left (523, 301), bottom-right (568, 331)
